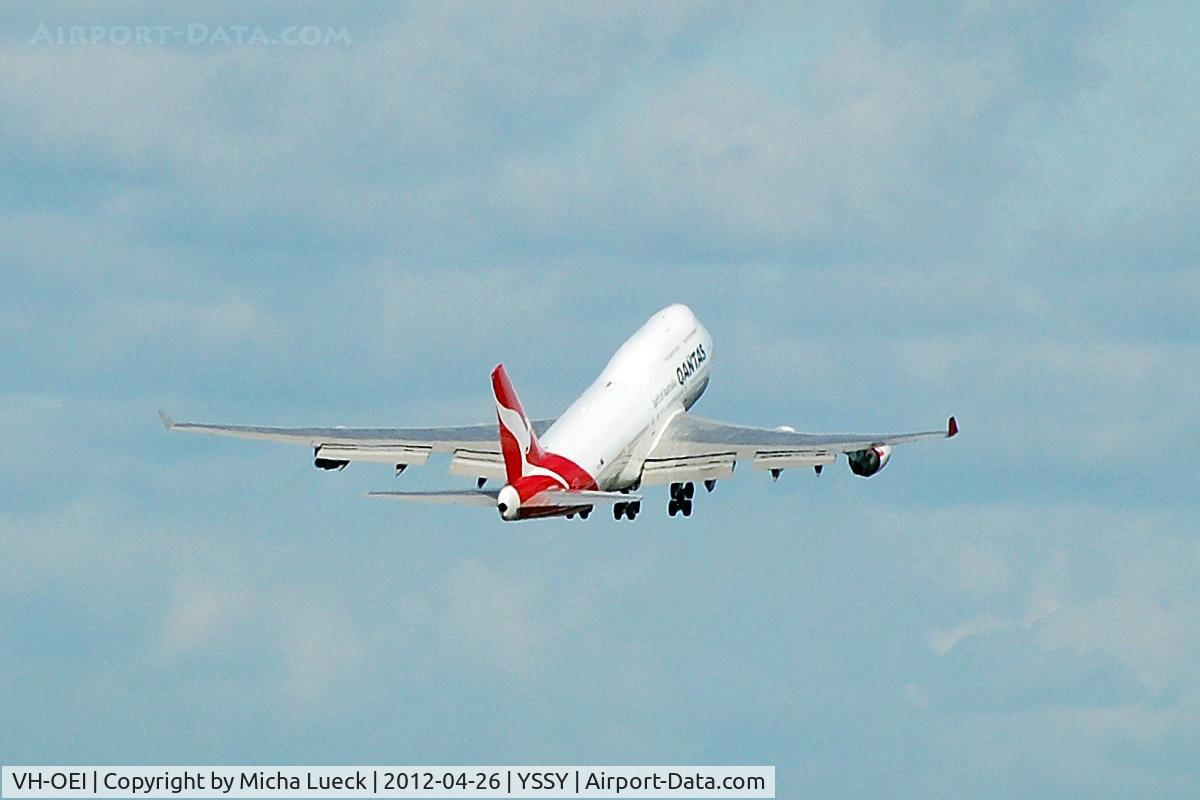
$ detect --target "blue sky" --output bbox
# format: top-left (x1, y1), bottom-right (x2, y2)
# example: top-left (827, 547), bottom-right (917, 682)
top-left (1, 2), bottom-right (1198, 797)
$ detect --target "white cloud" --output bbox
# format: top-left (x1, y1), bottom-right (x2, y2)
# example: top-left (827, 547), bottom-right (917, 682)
top-left (0, 497), bottom-right (151, 594)
top-left (917, 507), bottom-right (1200, 705)
top-left (1036, 593), bottom-right (1191, 694)
top-left (492, 26), bottom-right (1015, 255)
top-left (0, 4), bottom-right (737, 257)
top-left (904, 681), bottom-right (930, 708)
top-left (95, 295), bottom-right (281, 356)
top-left (160, 576), bottom-right (248, 656)
top-left (953, 543), bottom-right (1012, 597)
top-left (276, 601), bottom-right (363, 705)
top-left (437, 560), bottom-right (543, 677)
top-left (931, 614), bottom-right (1007, 656)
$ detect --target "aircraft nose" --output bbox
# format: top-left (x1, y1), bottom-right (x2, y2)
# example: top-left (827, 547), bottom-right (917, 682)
top-left (497, 485), bottom-right (520, 521)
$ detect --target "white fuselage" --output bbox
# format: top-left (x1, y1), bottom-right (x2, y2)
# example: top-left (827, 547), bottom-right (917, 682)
top-left (540, 304), bottom-right (713, 490)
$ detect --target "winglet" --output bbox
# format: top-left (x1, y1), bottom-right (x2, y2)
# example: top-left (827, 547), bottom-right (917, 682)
top-left (157, 409), bottom-right (176, 430)
top-left (947, 416), bottom-right (958, 438)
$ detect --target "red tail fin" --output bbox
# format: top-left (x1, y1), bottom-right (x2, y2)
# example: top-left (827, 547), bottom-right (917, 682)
top-left (492, 364), bottom-right (547, 484)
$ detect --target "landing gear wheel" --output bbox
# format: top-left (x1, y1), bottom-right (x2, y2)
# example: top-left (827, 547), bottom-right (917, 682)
top-left (580, 507), bottom-right (592, 519)
top-left (681, 499), bottom-right (693, 517)
top-left (625, 501), bottom-right (639, 520)
top-left (613, 502), bottom-right (626, 520)
top-left (668, 499), bottom-right (679, 517)
top-left (684, 482), bottom-right (695, 499)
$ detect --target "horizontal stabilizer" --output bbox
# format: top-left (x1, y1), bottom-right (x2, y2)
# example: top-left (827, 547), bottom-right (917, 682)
top-left (366, 489), bottom-right (499, 506)
top-left (524, 489), bottom-right (641, 508)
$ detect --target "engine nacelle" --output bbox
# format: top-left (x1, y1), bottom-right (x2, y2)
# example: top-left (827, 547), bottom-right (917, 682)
top-left (314, 457), bottom-right (349, 471)
top-left (847, 445), bottom-right (892, 477)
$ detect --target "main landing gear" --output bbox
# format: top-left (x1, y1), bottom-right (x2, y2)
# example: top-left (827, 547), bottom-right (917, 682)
top-left (613, 500), bottom-right (640, 520)
top-left (668, 481), bottom-right (695, 517)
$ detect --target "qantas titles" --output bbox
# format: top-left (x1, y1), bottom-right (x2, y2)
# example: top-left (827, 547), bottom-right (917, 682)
top-left (675, 343), bottom-right (707, 385)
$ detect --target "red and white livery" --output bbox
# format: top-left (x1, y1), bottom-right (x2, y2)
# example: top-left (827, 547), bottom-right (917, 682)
top-left (160, 304), bottom-right (957, 521)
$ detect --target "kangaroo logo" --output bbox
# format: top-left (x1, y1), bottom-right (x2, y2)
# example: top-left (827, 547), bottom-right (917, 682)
top-left (492, 365), bottom-right (568, 488)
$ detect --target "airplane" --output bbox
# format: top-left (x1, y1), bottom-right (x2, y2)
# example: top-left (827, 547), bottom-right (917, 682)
top-left (159, 303), bottom-right (957, 521)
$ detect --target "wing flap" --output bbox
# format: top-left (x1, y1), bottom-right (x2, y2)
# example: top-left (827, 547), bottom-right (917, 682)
top-left (317, 443), bottom-right (432, 465)
top-left (639, 452), bottom-right (736, 486)
top-left (447, 449), bottom-right (507, 481)
top-left (752, 451), bottom-right (836, 471)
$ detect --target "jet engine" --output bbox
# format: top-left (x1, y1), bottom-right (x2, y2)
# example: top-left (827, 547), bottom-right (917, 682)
top-left (314, 457), bottom-right (350, 470)
top-left (847, 445), bottom-right (892, 477)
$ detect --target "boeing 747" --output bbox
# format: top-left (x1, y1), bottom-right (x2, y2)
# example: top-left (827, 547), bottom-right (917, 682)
top-left (160, 304), bottom-right (957, 521)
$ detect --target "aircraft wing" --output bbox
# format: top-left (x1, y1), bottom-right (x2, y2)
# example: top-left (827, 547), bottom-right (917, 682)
top-left (640, 413), bottom-right (957, 485)
top-left (157, 409), bottom-right (552, 479)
